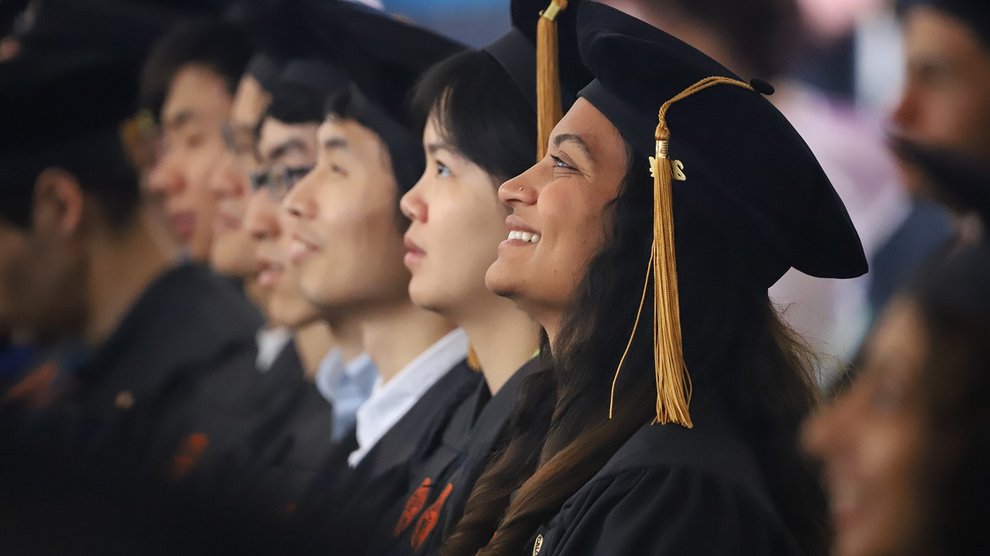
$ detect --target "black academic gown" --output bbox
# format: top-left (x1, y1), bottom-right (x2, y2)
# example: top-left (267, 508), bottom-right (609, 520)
top-left (525, 394), bottom-right (803, 556)
top-left (381, 357), bottom-right (542, 556)
top-left (304, 360), bottom-right (482, 555)
top-left (178, 339), bottom-right (335, 509)
top-left (50, 263), bottom-right (263, 485)
top-left (230, 364), bottom-right (337, 514)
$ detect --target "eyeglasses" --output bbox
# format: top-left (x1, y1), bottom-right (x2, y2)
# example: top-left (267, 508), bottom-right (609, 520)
top-left (250, 164), bottom-right (314, 200)
top-left (221, 122), bottom-right (257, 159)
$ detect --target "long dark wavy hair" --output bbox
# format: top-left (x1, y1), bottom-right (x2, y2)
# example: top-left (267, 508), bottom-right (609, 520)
top-left (443, 141), bottom-right (829, 555)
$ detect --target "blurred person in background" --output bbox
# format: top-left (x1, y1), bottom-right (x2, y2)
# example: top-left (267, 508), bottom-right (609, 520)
top-left (0, 51), bottom-right (261, 486)
top-left (804, 244), bottom-right (990, 556)
top-left (141, 19), bottom-right (253, 263)
top-left (602, 0), bottom-right (908, 380)
top-left (222, 59), bottom-right (378, 512)
top-left (891, 0), bottom-right (990, 240)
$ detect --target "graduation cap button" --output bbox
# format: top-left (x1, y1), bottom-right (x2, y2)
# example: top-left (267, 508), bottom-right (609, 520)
top-left (749, 77), bottom-right (775, 96)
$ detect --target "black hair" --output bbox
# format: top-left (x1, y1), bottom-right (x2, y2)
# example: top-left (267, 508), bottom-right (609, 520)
top-left (1, 130), bottom-right (141, 231)
top-left (323, 85), bottom-right (425, 231)
top-left (263, 81), bottom-right (327, 128)
top-left (410, 49), bottom-right (537, 183)
top-left (140, 19), bottom-right (252, 119)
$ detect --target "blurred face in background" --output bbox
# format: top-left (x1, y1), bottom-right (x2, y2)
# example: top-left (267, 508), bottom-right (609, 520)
top-left (0, 173), bottom-right (88, 342)
top-left (893, 6), bottom-right (990, 194)
top-left (245, 116), bottom-right (320, 328)
top-left (400, 115), bottom-right (509, 320)
top-left (803, 299), bottom-right (928, 556)
top-left (283, 117), bottom-right (410, 313)
top-left (207, 73), bottom-right (271, 278)
top-left (147, 64), bottom-right (232, 261)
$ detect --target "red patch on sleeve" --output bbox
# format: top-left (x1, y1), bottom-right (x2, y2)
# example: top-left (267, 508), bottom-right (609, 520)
top-left (168, 432), bottom-right (209, 482)
top-left (395, 477), bottom-right (433, 537)
top-left (411, 482), bottom-right (454, 551)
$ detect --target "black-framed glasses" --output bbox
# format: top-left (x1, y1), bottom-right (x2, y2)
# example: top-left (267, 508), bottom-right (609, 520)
top-left (250, 164), bottom-right (314, 200)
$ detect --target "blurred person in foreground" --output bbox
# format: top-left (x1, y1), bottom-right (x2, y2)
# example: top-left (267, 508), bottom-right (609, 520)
top-left (804, 243), bottom-right (990, 556)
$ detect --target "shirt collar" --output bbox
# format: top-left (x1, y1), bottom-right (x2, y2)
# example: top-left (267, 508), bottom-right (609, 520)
top-left (349, 328), bottom-right (468, 466)
top-left (255, 326), bottom-right (294, 372)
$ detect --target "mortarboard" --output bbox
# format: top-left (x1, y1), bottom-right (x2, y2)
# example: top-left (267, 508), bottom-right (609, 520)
top-left (289, 0), bottom-right (465, 192)
top-left (0, 52), bottom-right (140, 227)
top-left (484, 0), bottom-right (592, 158)
top-left (576, 2), bottom-right (868, 427)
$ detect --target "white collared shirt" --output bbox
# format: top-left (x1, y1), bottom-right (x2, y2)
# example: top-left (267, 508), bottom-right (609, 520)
top-left (315, 349), bottom-right (379, 441)
top-left (348, 328), bottom-right (468, 467)
top-left (255, 326), bottom-right (294, 372)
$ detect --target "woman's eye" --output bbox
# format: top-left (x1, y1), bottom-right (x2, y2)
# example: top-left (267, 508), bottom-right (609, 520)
top-left (436, 161), bottom-right (452, 177)
top-left (550, 155), bottom-right (573, 170)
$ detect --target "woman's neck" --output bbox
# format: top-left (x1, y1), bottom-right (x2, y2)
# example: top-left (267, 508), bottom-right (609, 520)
top-left (360, 299), bottom-right (456, 384)
top-left (458, 295), bottom-right (540, 394)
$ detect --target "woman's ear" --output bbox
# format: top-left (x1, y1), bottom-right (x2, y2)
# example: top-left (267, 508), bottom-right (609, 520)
top-left (32, 168), bottom-right (85, 237)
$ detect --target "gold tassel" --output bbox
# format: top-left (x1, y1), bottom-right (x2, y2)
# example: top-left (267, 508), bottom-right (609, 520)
top-left (467, 345), bottom-right (482, 372)
top-left (536, 0), bottom-right (567, 160)
top-left (609, 76), bottom-right (756, 429)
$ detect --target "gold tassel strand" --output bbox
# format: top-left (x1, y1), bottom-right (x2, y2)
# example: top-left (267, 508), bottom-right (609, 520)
top-left (609, 76), bottom-right (756, 429)
top-left (536, 0), bottom-right (567, 160)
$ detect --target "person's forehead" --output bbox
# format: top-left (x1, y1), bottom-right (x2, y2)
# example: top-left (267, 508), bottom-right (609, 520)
top-left (162, 64), bottom-right (233, 128)
top-left (259, 119), bottom-right (318, 159)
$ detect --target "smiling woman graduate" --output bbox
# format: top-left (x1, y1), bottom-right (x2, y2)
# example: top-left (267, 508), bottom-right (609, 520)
top-left (443, 3), bottom-right (868, 556)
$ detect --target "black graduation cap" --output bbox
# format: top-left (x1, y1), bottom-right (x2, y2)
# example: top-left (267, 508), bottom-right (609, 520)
top-left (263, 58), bottom-right (352, 127)
top-left (899, 0), bottom-right (990, 47)
top-left (892, 136), bottom-right (990, 226)
top-left (576, 2), bottom-right (867, 427)
top-left (484, 0), bottom-right (592, 157)
top-left (10, 0), bottom-right (191, 65)
top-left (287, 0), bottom-right (464, 192)
top-left (0, 51), bottom-right (140, 227)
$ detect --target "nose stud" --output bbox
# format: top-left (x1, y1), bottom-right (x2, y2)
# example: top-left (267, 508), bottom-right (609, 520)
top-left (518, 186), bottom-right (524, 191)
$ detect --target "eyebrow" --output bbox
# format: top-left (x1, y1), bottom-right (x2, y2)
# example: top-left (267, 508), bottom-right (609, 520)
top-left (321, 136), bottom-right (349, 152)
top-left (265, 137), bottom-right (310, 164)
top-left (426, 141), bottom-right (454, 156)
top-left (164, 109), bottom-right (200, 132)
top-left (552, 133), bottom-right (595, 163)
